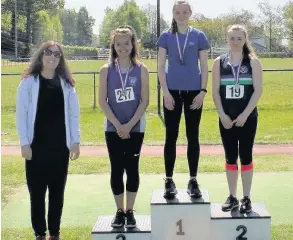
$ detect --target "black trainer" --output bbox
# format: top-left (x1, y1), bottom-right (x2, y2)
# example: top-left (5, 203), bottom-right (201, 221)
top-left (111, 209), bottom-right (125, 228)
top-left (222, 195), bottom-right (239, 212)
top-left (163, 178), bottom-right (178, 199)
top-left (125, 209), bottom-right (136, 228)
top-left (187, 178), bottom-right (202, 198)
top-left (240, 197), bottom-right (252, 213)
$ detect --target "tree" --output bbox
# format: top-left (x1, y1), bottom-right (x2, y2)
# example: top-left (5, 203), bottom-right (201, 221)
top-left (60, 9), bottom-right (78, 45)
top-left (98, 0), bottom-right (148, 47)
top-left (99, 7), bottom-right (116, 47)
top-left (76, 6), bottom-right (95, 46)
top-left (258, 2), bottom-right (286, 51)
top-left (34, 11), bottom-right (63, 45)
top-left (283, 1), bottom-right (293, 48)
top-left (219, 9), bottom-right (265, 39)
top-left (142, 3), bottom-right (169, 49)
top-left (190, 14), bottom-right (229, 47)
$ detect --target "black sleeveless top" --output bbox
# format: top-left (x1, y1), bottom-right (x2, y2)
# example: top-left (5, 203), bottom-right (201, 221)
top-left (219, 54), bottom-right (257, 120)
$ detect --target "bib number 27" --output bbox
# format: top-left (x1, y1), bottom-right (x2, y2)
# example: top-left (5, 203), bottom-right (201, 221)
top-left (115, 87), bottom-right (134, 103)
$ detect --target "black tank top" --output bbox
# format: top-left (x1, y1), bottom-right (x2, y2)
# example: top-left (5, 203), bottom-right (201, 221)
top-left (219, 54), bottom-right (257, 120)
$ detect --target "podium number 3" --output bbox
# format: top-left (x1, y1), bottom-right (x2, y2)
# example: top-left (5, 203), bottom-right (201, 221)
top-left (176, 219), bottom-right (185, 235)
top-left (116, 234), bottom-right (126, 240)
top-left (236, 225), bottom-right (247, 240)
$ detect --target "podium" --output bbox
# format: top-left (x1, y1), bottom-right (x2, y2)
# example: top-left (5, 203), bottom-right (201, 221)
top-left (92, 215), bottom-right (151, 240)
top-left (151, 189), bottom-right (211, 239)
top-left (92, 189), bottom-right (271, 239)
top-left (211, 203), bottom-right (271, 240)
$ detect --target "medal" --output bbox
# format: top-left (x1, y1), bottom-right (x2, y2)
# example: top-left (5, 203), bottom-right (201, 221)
top-left (228, 54), bottom-right (243, 89)
top-left (116, 59), bottom-right (131, 95)
top-left (176, 27), bottom-right (190, 66)
top-left (121, 90), bottom-right (127, 97)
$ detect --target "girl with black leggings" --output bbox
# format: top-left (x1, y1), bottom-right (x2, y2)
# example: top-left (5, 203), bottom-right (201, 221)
top-left (212, 24), bottom-right (263, 213)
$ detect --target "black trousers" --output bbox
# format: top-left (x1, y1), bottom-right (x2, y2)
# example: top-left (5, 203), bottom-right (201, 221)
top-left (219, 117), bottom-right (258, 166)
top-left (163, 90), bottom-right (203, 177)
top-left (25, 146), bottom-right (69, 236)
top-left (105, 132), bottom-right (144, 195)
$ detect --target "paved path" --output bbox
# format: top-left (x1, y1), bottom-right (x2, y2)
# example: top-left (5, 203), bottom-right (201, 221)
top-left (2, 144), bottom-right (293, 156)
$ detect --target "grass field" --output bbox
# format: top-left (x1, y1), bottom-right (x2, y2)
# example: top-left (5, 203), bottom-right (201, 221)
top-left (1, 58), bottom-right (293, 145)
top-left (2, 154), bottom-right (293, 239)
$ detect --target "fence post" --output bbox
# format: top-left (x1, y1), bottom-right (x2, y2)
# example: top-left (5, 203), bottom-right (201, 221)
top-left (157, 74), bottom-right (161, 115)
top-left (93, 73), bottom-right (96, 109)
top-left (157, 0), bottom-right (161, 116)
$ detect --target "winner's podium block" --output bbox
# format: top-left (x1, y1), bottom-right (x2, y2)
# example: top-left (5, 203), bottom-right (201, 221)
top-left (151, 189), bottom-right (211, 240)
top-left (211, 203), bottom-right (271, 240)
top-left (92, 215), bottom-right (151, 240)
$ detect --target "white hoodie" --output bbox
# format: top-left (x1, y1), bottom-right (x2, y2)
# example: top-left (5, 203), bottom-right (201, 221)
top-left (16, 74), bottom-right (80, 149)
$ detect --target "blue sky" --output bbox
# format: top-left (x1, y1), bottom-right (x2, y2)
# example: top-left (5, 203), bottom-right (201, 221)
top-left (65, 0), bottom-right (290, 34)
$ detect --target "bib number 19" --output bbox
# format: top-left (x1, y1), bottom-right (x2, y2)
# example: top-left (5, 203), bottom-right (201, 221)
top-left (226, 85), bottom-right (244, 99)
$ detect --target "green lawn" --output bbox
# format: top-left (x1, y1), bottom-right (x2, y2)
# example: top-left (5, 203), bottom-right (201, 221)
top-left (2, 154), bottom-right (293, 239)
top-left (1, 58), bottom-right (293, 145)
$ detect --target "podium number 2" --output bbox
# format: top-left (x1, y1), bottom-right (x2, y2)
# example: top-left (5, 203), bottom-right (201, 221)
top-left (176, 219), bottom-right (185, 235)
top-left (236, 225), bottom-right (247, 240)
top-left (116, 234), bottom-right (126, 240)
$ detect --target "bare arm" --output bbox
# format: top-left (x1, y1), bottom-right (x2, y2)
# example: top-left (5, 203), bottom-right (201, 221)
top-left (158, 47), bottom-right (169, 95)
top-left (212, 57), bottom-right (234, 129)
top-left (199, 50), bottom-right (209, 90)
top-left (212, 57), bottom-right (225, 116)
top-left (158, 47), bottom-right (175, 110)
top-left (126, 64), bottom-right (149, 129)
top-left (242, 58), bottom-right (263, 117)
top-left (98, 65), bottom-right (121, 129)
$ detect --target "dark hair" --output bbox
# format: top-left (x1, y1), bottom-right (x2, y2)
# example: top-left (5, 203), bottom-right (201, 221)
top-left (109, 25), bottom-right (139, 66)
top-left (227, 24), bottom-right (256, 60)
top-left (171, 0), bottom-right (192, 33)
top-left (22, 41), bottom-right (74, 86)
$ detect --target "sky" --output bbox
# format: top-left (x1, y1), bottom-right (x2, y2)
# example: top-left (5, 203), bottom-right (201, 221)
top-left (64, 0), bottom-right (290, 35)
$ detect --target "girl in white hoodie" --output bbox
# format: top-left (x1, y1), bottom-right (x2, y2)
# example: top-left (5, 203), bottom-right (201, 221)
top-left (16, 41), bottom-right (80, 240)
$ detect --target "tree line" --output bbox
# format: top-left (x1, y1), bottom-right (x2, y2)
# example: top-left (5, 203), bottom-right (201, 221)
top-left (1, 0), bottom-right (293, 58)
top-left (1, 0), bottom-right (95, 57)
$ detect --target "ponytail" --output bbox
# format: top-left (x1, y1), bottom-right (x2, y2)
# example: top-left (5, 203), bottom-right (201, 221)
top-left (171, 18), bottom-right (178, 33)
top-left (243, 41), bottom-right (256, 60)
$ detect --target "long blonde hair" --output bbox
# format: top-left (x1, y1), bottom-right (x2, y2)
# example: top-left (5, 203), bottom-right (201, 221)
top-left (109, 25), bottom-right (139, 66)
top-left (227, 25), bottom-right (256, 59)
top-left (22, 41), bottom-right (74, 86)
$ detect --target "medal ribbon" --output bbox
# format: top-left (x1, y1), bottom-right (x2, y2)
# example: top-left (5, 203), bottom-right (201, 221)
top-left (115, 59), bottom-right (131, 92)
top-left (228, 54), bottom-right (243, 86)
top-left (176, 27), bottom-right (190, 63)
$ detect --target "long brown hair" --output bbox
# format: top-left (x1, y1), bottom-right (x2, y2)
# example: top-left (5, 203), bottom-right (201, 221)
top-left (22, 41), bottom-right (74, 86)
top-left (171, 0), bottom-right (192, 33)
top-left (109, 25), bottom-right (139, 66)
top-left (227, 25), bottom-right (256, 60)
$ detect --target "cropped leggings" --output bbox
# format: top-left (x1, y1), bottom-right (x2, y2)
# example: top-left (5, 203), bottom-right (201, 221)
top-left (105, 132), bottom-right (144, 195)
top-left (219, 117), bottom-right (258, 171)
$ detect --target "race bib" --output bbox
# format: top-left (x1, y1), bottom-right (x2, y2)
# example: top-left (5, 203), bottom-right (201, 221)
top-left (226, 85), bottom-right (244, 99)
top-left (115, 87), bottom-right (135, 103)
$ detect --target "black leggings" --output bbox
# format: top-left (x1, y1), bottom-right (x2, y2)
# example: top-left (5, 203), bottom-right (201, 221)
top-left (25, 149), bottom-right (69, 237)
top-left (105, 132), bottom-right (144, 195)
top-left (164, 90), bottom-right (202, 177)
top-left (219, 117), bottom-right (258, 167)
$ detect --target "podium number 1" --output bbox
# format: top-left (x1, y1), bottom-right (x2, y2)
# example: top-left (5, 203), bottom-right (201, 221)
top-left (236, 225), bottom-right (247, 240)
top-left (176, 219), bottom-right (185, 235)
